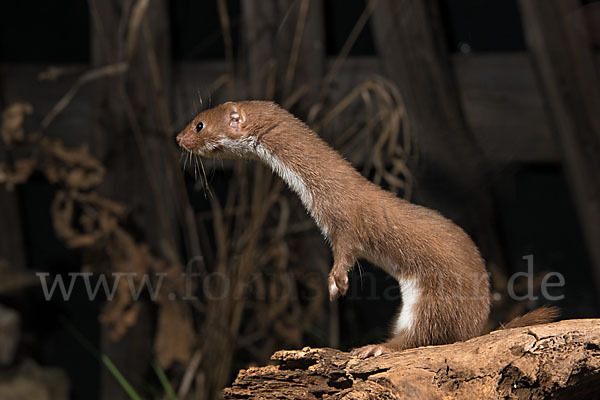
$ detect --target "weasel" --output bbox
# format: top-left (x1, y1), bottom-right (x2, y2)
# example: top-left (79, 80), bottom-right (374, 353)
top-left (176, 101), bottom-right (538, 358)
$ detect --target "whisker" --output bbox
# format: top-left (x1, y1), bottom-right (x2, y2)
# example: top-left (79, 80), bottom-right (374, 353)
top-left (356, 259), bottom-right (364, 288)
top-left (277, 0), bottom-right (299, 36)
top-left (194, 154), bottom-right (200, 182)
top-left (213, 158), bottom-right (220, 182)
top-left (191, 154), bottom-right (196, 181)
top-left (199, 157), bottom-right (212, 199)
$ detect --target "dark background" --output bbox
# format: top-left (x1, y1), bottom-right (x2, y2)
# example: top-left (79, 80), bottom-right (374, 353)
top-left (1, 1), bottom-right (599, 399)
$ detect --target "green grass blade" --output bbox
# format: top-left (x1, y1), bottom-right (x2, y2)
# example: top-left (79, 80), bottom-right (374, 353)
top-left (101, 355), bottom-right (143, 400)
top-left (61, 317), bottom-right (142, 400)
top-left (152, 361), bottom-right (179, 400)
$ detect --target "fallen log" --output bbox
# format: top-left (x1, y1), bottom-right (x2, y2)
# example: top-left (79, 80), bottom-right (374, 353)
top-left (224, 319), bottom-right (600, 399)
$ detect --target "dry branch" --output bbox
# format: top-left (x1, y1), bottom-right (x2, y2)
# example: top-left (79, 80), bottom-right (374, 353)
top-left (224, 319), bottom-right (600, 399)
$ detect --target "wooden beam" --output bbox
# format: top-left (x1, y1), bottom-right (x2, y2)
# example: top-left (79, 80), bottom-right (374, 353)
top-left (173, 53), bottom-right (559, 166)
top-left (2, 54), bottom-right (559, 165)
top-left (518, 0), bottom-right (600, 301)
top-left (454, 52), bottom-right (557, 163)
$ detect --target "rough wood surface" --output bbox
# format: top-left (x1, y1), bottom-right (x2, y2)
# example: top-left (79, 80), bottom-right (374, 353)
top-left (224, 319), bottom-right (600, 399)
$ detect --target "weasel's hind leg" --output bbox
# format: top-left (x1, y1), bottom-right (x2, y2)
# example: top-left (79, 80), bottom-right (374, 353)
top-left (351, 331), bottom-right (412, 359)
top-left (352, 290), bottom-right (489, 358)
top-left (352, 344), bottom-right (389, 359)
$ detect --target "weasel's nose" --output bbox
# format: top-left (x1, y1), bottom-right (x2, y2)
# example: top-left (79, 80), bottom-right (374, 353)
top-left (176, 133), bottom-right (194, 151)
top-left (175, 132), bottom-right (183, 146)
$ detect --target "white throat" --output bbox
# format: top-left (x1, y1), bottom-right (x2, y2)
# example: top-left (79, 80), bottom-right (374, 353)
top-left (254, 143), bottom-right (313, 208)
top-left (215, 136), bottom-right (329, 237)
top-left (254, 143), bottom-right (330, 237)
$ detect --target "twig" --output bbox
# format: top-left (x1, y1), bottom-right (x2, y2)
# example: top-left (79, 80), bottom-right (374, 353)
top-left (283, 0), bottom-right (310, 96)
top-left (126, 0), bottom-right (150, 60)
top-left (319, 0), bottom-right (379, 100)
top-left (217, 0), bottom-right (235, 97)
top-left (41, 62), bottom-right (128, 131)
top-left (178, 350), bottom-right (203, 399)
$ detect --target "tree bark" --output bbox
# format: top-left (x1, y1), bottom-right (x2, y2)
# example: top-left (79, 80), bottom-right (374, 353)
top-left (518, 0), bottom-right (600, 304)
top-left (224, 319), bottom-right (600, 399)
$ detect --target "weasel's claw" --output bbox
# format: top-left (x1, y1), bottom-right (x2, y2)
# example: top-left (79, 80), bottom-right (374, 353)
top-left (351, 344), bottom-right (391, 359)
top-left (328, 273), bottom-right (348, 301)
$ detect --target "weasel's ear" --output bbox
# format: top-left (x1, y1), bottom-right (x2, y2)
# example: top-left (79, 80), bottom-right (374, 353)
top-left (227, 103), bottom-right (247, 132)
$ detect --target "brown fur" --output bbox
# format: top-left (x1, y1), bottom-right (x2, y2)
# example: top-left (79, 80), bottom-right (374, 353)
top-left (177, 101), bottom-right (491, 357)
top-left (503, 306), bottom-right (560, 329)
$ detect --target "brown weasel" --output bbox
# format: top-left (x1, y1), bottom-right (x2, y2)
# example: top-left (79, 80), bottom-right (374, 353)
top-left (176, 101), bottom-right (548, 358)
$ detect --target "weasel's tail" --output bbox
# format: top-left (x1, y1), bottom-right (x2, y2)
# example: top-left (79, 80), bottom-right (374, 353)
top-left (502, 305), bottom-right (560, 329)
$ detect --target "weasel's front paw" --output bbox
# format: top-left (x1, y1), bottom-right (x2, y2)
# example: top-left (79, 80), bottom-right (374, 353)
top-left (351, 344), bottom-right (391, 359)
top-left (328, 271), bottom-right (348, 301)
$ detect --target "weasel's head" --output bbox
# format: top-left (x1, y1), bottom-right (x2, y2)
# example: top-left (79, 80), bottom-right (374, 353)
top-left (176, 102), bottom-right (252, 158)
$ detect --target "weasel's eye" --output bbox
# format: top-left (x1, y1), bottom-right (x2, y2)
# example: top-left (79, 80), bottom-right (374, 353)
top-left (194, 122), bottom-right (205, 133)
